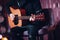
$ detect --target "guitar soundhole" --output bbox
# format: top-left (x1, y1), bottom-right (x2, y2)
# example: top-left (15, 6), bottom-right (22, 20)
top-left (13, 15), bottom-right (18, 25)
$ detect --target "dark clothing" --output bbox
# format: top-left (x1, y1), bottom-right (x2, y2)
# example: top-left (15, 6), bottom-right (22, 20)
top-left (5, 0), bottom-right (43, 27)
top-left (5, 0), bottom-right (42, 14)
top-left (5, 0), bottom-right (51, 40)
top-left (5, 0), bottom-right (51, 28)
top-left (10, 25), bottom-right (37, 40)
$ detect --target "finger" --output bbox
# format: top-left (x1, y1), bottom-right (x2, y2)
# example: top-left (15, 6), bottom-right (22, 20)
top-left (10, 14), bottom-right (15, 20)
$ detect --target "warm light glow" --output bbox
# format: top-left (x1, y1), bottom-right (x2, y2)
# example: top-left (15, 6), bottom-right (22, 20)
top-left (2, 37), bottom-right (8, 40)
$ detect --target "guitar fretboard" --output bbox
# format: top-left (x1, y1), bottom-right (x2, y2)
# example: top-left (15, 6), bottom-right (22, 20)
top-left (18, 16), bottom-right (30, 20)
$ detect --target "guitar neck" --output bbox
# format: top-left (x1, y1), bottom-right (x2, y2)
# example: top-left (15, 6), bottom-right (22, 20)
top-left (18, 16), bottom-right (31, 20)
top-left (18, 15), bottom-right (44, 20)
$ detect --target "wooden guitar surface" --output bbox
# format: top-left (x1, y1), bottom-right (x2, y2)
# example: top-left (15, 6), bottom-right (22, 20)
top-left (8, 7), bottom-right (22, 28)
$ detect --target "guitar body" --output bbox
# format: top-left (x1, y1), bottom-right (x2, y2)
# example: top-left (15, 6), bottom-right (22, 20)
top-left (8, 7), bottom-right (22, 28)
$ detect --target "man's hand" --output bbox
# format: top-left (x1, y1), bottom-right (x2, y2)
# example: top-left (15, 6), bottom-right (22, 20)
top-left (9, 14), bottom-right (15, 20)
top-left (29, 14), bottom-right (35, 21)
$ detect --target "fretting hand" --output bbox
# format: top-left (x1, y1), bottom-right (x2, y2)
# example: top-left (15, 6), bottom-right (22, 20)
top-left (29, 14), bottom-right (35, 21)
top-left (29, 13), bottom-right (45, 21)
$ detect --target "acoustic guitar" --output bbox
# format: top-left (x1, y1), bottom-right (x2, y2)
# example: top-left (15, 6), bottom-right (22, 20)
top-left (8, 7), bottom-right (45, 29)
